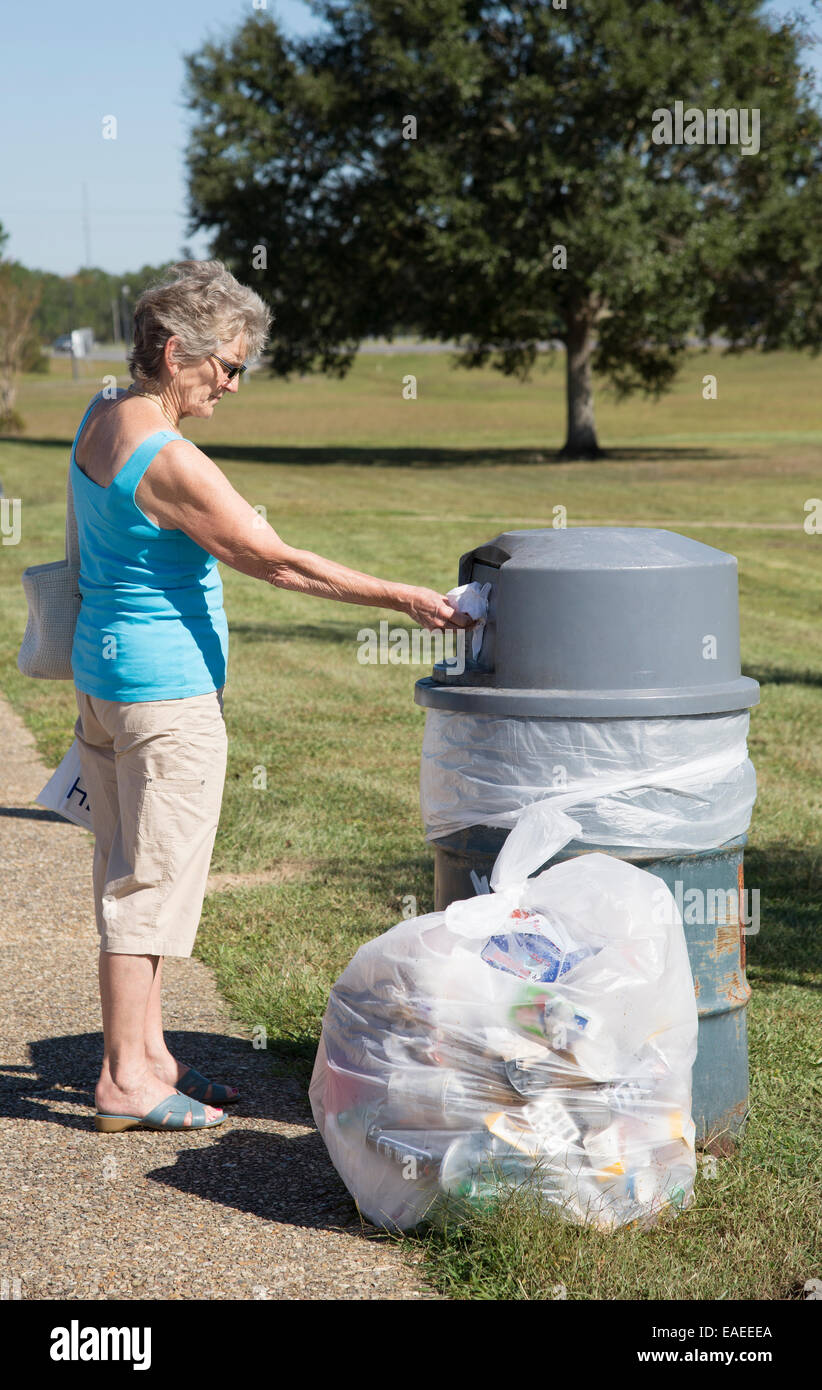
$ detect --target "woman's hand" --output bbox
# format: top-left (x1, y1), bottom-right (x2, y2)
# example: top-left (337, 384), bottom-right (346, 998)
top-left (400, 586), bottom-right (477, 633)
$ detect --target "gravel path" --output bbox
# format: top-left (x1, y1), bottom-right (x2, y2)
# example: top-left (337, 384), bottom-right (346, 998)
top-left (0, 690), bottom-right (434, 1301)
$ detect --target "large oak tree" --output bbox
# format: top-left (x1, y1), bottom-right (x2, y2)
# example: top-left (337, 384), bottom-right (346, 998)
top-left (185, 1), bottom-right (822, 457)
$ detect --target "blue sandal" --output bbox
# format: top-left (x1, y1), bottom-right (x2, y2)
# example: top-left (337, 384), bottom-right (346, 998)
top-left (177, 1067), bottom-right (240, 1106)
top-left (95, 1090), bottom-right (226, 1133)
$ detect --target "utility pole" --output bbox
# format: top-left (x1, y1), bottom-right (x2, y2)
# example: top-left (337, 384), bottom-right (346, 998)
top-left (69, 280), bottom-right (79, 381)
top-left (81, 183), bottom-right (92, 268)
top-left (121, 284), bottom-right (131, 347)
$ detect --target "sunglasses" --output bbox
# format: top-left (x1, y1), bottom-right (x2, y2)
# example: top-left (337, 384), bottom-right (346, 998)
top-left (211, 353), bottom-right (248, 382)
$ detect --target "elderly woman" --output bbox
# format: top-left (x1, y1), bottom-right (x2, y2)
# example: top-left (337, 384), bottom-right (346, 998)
top-left (71, 260), bottom-right (470, 1134)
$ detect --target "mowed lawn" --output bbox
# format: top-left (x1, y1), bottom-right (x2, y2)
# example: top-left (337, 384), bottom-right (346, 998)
top-left (1, 347), bottom-right (820, 1300)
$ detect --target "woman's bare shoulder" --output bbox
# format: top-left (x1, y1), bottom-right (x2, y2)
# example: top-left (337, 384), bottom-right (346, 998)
top-left (76, 389), bottom-right (177, 481)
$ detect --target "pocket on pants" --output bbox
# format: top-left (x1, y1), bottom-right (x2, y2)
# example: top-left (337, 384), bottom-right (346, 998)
top-left (132, 774), bottom-right (207, 887)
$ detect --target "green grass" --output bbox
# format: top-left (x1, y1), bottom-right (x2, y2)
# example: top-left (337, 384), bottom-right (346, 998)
top-left (1, 345), bottom-right (820, 1299)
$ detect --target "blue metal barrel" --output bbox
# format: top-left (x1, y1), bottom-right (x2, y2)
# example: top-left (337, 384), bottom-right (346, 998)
top-left (431, 825), bottom-right (750, 1152)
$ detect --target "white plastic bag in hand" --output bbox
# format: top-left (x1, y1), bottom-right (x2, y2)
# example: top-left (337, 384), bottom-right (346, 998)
top-left (35, 738), bottom-right (93, 830)
top-left (445, 581), bottom-right (491, 661)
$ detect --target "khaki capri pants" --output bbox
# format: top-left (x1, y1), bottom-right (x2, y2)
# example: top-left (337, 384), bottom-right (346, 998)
top-left (73, 685), bottom-right (228, 957)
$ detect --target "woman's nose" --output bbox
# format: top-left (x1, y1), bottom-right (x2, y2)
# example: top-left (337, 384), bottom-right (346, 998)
top-left (226, 375), bottom-right (241, 394)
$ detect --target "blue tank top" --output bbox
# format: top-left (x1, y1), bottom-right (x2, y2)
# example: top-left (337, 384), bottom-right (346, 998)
top-left (70, 390), bottom-right (229, 702)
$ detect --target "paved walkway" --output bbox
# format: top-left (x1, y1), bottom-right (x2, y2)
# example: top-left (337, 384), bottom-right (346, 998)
top-left (0, 690), bottom-right (431, 1300)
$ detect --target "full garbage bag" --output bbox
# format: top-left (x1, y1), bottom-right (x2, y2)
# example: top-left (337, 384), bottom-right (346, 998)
top-left (420, 709), bottom-right (756, 850)
top-left (310, 799), bottom-right (699, 1233)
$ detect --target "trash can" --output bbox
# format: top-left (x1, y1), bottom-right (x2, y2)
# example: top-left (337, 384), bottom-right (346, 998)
top-left (414, 527), bottom-right (760, 1152)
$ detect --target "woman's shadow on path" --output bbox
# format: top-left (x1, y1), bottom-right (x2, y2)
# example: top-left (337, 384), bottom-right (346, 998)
top-left (0, 1031), bottom-right (366, 1235)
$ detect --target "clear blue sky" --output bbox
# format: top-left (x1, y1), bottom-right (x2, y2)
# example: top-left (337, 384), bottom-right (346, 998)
top-left (0, 0), bottom-right (323, 275)
top-left (2, 0), bottom-right (819, 277)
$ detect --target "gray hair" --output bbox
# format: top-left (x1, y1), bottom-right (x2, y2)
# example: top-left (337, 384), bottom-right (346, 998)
top-left (128, 259), bottom-right (272, 390)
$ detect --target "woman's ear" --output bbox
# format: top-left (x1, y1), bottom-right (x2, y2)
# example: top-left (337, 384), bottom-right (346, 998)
top-left (164, 335), bottom-right (182, 377)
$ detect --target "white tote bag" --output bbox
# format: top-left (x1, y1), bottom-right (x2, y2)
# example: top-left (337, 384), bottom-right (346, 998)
top-left (36, 738), bottom-right (93, 830)
top-left (17, 467), bottom-right (82, 681)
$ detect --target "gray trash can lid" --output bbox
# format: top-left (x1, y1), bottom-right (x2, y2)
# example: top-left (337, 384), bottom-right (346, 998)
top-left (414, 527), bottom-right (760, 717)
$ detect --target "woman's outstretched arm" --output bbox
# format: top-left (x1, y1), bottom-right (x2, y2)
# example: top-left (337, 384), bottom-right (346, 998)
top-left (137, 437), bottom-right (473, 632)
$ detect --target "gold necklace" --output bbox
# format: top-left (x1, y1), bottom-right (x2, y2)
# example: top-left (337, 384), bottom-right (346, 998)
top-left (127, 383), bottom-right (179, 431)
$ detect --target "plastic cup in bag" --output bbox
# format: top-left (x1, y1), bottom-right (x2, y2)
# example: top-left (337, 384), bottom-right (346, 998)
top-left (383, 1066), bottom-right (516, 1128)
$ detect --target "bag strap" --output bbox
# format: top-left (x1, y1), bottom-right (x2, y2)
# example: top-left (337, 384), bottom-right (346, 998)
top-left (65, 471), bottom-right (79, 569)
top-left (66, 391), bottom-right (104, 568)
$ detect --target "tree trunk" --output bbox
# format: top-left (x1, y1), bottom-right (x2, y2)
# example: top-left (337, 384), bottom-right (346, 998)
top-left (560, 306), bottom-right (601, 459)
top-left (0, 372), bottom-right (18, 430)
top-left (0, 268), bottom-right (40, 433)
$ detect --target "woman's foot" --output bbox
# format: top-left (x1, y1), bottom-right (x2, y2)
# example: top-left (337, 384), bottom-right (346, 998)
top-left (95, 1067), bottom-right (223, 1127)
top-left (147, 1048), bottom-right (239, 1104)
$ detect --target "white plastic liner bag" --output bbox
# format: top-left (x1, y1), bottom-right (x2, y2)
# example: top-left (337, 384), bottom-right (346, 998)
top-left (420, 709), bottom-right (756, 850)
top-left (310, 799), bottom-right (698, 1233)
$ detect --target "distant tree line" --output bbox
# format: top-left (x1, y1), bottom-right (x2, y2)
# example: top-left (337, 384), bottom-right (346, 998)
top-left (4, 258), bottom-right (174, 347)
top-left (0, 221), bottom-right (175, 429)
